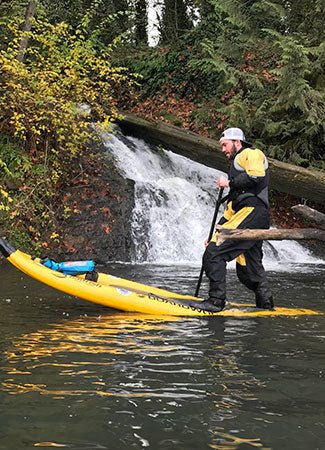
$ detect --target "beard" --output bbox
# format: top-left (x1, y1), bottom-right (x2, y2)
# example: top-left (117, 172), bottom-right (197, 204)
top-left (228, 143), bottom-right (237, 159)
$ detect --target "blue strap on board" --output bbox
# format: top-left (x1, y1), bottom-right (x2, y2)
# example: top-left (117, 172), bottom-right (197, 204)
top-left (41, 258), bottom-right (95, 275)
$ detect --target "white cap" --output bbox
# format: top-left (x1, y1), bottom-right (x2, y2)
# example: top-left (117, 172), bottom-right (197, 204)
top-left (219, 127), bottom-right (252, 147)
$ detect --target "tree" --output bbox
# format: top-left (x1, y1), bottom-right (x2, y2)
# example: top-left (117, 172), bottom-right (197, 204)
top-left (0, 0), bottom-right (27, 49)
top-left (134, 0), bottom-right (147, 45)
top-left (184, 0), bottom-right (325, 166)
top-left (284, 0), bottom-right (325, 44)
top-left (41, 0), bottom-right (131, 45)
top-left (159, 0), bottom-right (193, 44)
top-left (16, 0), bottom-right (36, 62)
top-left (0, 14), bottom-right (136, 247)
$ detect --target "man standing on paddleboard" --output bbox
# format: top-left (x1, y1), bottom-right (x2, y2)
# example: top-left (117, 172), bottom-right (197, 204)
top-left (200, 127), bottom-right (274, 312)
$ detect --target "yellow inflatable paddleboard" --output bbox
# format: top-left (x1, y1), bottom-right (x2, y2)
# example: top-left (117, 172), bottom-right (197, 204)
top-left (0, 239), bottom-right (321, 317)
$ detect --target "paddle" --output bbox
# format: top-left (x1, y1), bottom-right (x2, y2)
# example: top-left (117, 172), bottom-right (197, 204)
top-left (194, 187), bottom-right (225, 297)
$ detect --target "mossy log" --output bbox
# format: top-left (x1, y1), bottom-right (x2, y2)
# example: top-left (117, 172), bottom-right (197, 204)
top-left (119, 114), bottom-right (325, 205)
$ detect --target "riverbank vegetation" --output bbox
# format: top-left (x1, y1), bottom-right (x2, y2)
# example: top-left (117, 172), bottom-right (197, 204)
top-left (0, 2), bottom-right (136, 250)
top-left (0, 0), bottom-right (324, 251)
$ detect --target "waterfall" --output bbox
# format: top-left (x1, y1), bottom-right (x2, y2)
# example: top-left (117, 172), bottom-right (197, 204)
top-left (103, 129), bottom-right (323, 268)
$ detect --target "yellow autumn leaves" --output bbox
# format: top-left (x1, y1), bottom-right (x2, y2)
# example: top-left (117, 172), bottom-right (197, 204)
top-left (0, 16), bottom-right (136, 248)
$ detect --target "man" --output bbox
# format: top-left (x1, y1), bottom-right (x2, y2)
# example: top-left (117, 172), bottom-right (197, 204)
top-left (200, 127), bottom-right (274, 312)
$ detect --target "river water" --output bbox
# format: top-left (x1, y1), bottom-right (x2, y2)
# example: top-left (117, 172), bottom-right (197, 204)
top-left (1, 131), bottom-right (324, 449)
top-left (1, 260), bottom-right (324, 450)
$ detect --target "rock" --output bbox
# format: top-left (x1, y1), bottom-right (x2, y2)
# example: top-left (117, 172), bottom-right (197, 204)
top-left (52, 140), bottom-right (135, 263)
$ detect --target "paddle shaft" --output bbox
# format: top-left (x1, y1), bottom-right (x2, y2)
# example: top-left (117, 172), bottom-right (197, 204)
top-left (194, 188), bottom-right (225, 297)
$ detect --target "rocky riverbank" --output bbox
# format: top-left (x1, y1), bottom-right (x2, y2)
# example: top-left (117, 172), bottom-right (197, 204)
top-left (45, 141), bottom-right (135, 263)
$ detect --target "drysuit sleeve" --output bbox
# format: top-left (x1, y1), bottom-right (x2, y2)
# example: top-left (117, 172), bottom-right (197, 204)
top-left (229, 148), bottom-right (267, 189)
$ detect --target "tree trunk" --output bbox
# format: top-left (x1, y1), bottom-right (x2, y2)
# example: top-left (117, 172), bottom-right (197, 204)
top-left (118, 114), bottom-right (325, 205)
top-left (134, 0), bottom-right (148, 45)
top-left (216, 227), bottom-right (325, 245)
top-left (159, 0), bottom-right (193, 43)
top-left (16, 0), bottom-right (36, 63)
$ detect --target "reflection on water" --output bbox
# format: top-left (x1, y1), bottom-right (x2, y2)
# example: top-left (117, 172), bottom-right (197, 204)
top-left (0, 262), bottom-right (324, 450)
top-left (4, 315), bottom-right (259, 401)
top-left (2, 314), bottom-right (271, 449)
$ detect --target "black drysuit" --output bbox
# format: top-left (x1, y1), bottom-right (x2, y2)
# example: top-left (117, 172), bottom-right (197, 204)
top-left (202, 146), bottom-right (274, 308)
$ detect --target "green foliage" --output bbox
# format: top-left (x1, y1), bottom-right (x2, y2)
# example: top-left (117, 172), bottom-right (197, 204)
top-left (1, 18), bottom-right (131, 147)
top-left (1, 0), bottom-right (323, 251)
top-left (159, 0), bottom-right (193, 44)
top-left (0, 15), bottom-right (136, 249)
top-left (270, 32), bottom-right (311, 110)
top-left (0, 0), bottom-right (27, 49)
top-left (41, 0), bottom-right (130, 45)
top-left (260, 31), bottom-right (325, 163)
top-left (117, 45), bottom-right (197, 98)
top-left (117, 0), bottom-right (324, 168)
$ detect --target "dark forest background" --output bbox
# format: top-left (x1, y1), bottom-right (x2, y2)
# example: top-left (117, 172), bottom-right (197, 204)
top-left (0, 0), bottom-right (324, 250)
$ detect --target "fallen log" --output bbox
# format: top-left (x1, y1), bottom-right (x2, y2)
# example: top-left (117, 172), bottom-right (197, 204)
top-left (118, 113), bottom-right (325, 205)
top-left (291, 205), bottom-right (325, 230)
top-left (216, 226), bottom-right (325, 245)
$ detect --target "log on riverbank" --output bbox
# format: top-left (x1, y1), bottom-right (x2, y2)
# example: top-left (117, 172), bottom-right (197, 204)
top-left (291, 205), bottom-right (325, 230)
top-left (118, 114), bottom-right (325, 205)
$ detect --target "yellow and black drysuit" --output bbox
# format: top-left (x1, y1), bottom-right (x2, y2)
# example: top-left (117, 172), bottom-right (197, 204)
top-left (203, 146), bottom-right (274, 309)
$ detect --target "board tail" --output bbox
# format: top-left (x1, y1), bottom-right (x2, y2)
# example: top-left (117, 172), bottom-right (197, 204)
top-left (0, 238), bottom-right (16, 258)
